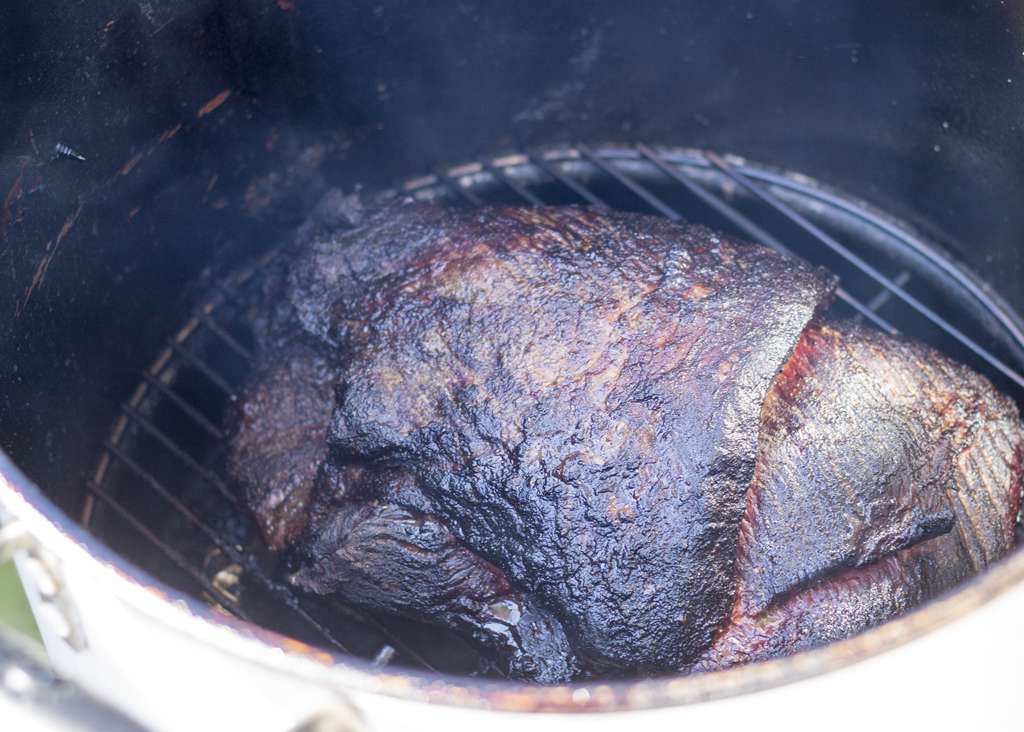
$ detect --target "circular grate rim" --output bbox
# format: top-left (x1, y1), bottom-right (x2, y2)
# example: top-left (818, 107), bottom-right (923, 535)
top-left (82, 142), bottom-right (1024, 678)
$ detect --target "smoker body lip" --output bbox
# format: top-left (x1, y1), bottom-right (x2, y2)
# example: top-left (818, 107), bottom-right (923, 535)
top-left (8, 144), bottom-right (1024, 718)
top-left (3, 448), bottom-right (1024, 715)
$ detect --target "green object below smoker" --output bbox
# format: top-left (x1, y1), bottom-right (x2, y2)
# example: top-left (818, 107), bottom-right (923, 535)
top-left (0, 560), bottom-right (41, 643)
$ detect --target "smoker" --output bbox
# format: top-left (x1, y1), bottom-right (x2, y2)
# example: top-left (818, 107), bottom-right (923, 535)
top-left (2, 2), bottom-right (1024, 730)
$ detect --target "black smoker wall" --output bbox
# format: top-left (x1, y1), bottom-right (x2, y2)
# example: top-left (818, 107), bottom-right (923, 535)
top-left (2, 0), bottom-right (1024, 513)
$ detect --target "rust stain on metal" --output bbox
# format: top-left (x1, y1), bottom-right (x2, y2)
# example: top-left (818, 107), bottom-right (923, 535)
top-left (2, 171), bottom-right (24, 239)
top-left (277, 0), bottom-right (296, 10)
top-left (258, 638), bottom-right (333, 667)
top-left (119, 152), bottom-right (145, 177)
top-left (128, 206), bottom-right (141, 219)
top-left (141, 583), bottom-right (170, 602)
top-left (49, 204), bottom-right (82, 255)
top-left (159, 122), bottom-right (183, 142)
top-left (19, 201), bottom-right (84, 313)
top-left (197, 89), bottom-right (232, 118)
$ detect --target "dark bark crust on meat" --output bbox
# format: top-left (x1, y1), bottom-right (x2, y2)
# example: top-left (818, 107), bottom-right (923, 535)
top-left (225, 200), bottom-right (1023, 682)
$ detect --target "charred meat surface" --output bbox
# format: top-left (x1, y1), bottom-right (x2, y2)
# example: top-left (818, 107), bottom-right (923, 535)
top-left (226, 201), bottom-right (1024, 682)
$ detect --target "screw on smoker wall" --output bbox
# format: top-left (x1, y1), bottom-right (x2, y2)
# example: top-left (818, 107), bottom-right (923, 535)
top-left (53, 143), bottom-right (86, 162)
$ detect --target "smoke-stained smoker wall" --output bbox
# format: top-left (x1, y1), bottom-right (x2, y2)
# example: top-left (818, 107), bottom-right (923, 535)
top-left (2, 0), bottom-right (1024, 516)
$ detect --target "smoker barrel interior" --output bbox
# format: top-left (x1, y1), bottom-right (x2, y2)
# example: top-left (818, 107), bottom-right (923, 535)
top-left (4, 0), bottom-right (1024, 694)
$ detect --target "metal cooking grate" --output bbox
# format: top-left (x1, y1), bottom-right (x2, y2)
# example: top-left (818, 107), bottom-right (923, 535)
top-left (82, 142), bottom-right (1024, 676)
